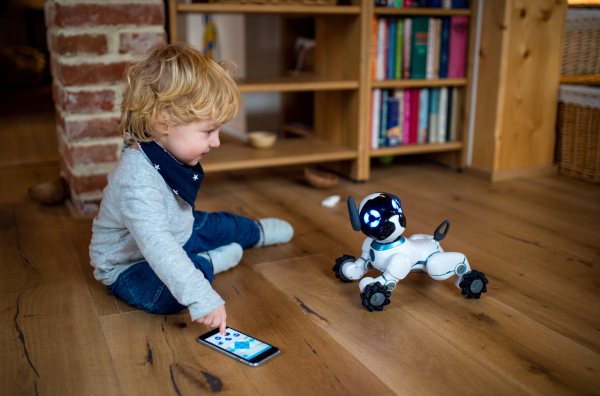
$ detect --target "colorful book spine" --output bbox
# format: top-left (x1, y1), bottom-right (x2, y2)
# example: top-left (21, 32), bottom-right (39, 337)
top-left (403, 88), bottom-right (411, 144)
top-left (428, 88), bottom-right (440, 143)
top-left (410, 17), bottom-right (429, 79)
top-left (430, 0), bottom-right (442, 7)
top-left (387, 96), bottom-right (400, 146)
top-left (371, 16), bottom-right (379, 80)
top-left (410, 87), bottom-right (420, 143)
top-left (442, 0), bottom-right (451, 8)
top-left (403, 18), bottom-right (412, 79)
top-left (438, 87), bottom-right (448, 143)
top-left (426, 18), bottom-right (435, 80)
top-left (404, 0), bottom-right (413, 6)
top-left (376, 17), bottom-right (386, 80)
top-left (394, 89), bottom-right (404, 145)
top-left (451, 0), bottom-right (469, 8)
top-left (380, 89), bottom-right (389, 147)
top-left (433, 18), bottom-right (442, 78)
top-left (383, 18), bottom-right (389, 79)
top-left (396, 0), bottom-right (403, 6)
top-left (448, 16), bottom-right (468, 78)
top-left (449, 87), bottom-right (460, 141)
top-left (418, 88), bottom-right (429, 143)
top-left (412, 0), bottom-right (429, 6)
top-left (439, 17), bottom-right (450, 78)
top-left (375, 0), bottom-right (387, 6)
top-left (387, 17), bottom-right (396, 80)
top-left (371, 89), bottom-right (382, 149)
top-left (394, 19), bottom-right (404, 79)
top-left (445, 87), bottom-right (453, 141)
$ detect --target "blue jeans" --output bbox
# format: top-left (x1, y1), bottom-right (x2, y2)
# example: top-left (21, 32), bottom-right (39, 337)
top-left (108, 211), bottom-right (260, 315)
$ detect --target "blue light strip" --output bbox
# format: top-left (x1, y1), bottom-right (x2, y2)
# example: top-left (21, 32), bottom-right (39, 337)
top-left (245, 345), bottom-right (272, 360)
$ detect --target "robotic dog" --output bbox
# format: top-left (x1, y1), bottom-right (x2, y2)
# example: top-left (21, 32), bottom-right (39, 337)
top-left (333, 193), bottom-right (489, 311)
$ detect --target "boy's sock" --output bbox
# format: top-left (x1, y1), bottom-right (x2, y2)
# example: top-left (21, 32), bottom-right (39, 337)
top-left (254, 218), bottom-right (294, 247)
top-left (197, 242), bottom-right (243, 274)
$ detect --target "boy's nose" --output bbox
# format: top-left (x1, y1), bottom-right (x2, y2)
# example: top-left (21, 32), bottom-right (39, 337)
top-left (210, 135), bottom-right (220, 148)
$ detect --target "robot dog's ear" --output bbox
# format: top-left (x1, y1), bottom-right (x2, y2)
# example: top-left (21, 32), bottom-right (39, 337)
top-left (347, 196), bottom-right (361, 231)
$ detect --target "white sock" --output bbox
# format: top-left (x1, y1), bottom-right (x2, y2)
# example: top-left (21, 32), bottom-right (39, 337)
top-left (254, 218), bottom-right (294, 247)
top-left (197, 243), bottom-right (243, 274)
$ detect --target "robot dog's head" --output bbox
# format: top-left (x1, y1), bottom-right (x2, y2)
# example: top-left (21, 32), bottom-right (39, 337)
top-left (348, 192), bottom-right (406, 243)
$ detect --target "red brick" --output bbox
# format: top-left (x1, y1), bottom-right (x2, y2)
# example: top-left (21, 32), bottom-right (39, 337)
top-left (53, 3), bottom-right (164, 28)
top-left (119, 32), bottom-right (167, 54)
top-left (69, 195), bottom-right (102, 216)
top-left (63, 142), bottom-right (120, 167)
top-left (53, 58), bottom-right (128, 86)
top-left (50, 32), bottom-right (108, 56)
top-left (60, 157), bottom-right (109, 195)
top-left (54, 85), bottom-right (116, 113)
top-left (58, 113), bottom-right (120, 140)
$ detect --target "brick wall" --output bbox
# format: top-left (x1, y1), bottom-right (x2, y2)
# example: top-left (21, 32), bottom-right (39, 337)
top-left (45, 0), bottom-right (167, 216)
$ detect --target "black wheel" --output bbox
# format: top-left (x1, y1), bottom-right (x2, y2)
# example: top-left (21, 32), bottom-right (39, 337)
top-left (459, 270), bottom-right (489, 299)
top-left (360, 282), bottom-right (391, 312)
top-left (332, 255), bottom-right (355, 282)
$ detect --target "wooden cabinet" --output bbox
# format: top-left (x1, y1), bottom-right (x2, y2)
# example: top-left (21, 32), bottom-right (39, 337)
top-left (168, 0), bottom-right (477, 181)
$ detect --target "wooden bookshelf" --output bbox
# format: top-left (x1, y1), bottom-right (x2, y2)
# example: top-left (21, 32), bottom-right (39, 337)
top-left (168, 0), bottom-right (477, 181)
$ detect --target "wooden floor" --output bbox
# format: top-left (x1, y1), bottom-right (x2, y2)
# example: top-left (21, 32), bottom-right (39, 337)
top-left (1, 108), bottom-right (600, 395)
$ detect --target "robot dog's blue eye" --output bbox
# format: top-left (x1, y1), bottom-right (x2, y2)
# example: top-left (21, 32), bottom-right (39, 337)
top-left (391, 199), bottom-right (402, 213)
top-left (363, 210), bottom-right (381, 228)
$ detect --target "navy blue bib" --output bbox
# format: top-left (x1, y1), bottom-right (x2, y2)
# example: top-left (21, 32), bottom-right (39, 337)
top-left (137, 140), bottom-right (204, 209)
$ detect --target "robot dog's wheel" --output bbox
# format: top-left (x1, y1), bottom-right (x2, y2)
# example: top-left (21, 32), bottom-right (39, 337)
top-left (333, 255), bottom-right (355, 283)
top-left (360, 282), bottom-right (391, 312)
top-left (459, 270), bottom-right (489, 299)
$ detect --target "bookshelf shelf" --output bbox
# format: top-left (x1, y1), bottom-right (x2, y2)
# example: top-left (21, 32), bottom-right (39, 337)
top-left (374, 7), bottom-right (470, 16)
top-left (177, 3), bottom-right (360, 15)
top-left (369, 141), bottom-right (463, 157)
top-left (371, 78), bottom-right (467, 88)
top-left (168, 0), bottom-right (477, 180)
top-left (202, 134), bottom-right (357, 173)
top-left (238, 76), bottom-right (359, 93)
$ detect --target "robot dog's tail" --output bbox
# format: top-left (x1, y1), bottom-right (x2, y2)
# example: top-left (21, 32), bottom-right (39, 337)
top-left (433, 220), bottom-right (450, 241)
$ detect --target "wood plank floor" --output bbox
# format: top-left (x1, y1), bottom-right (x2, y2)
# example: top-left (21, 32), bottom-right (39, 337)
top-left (2, 153), bottom-right (599, 395)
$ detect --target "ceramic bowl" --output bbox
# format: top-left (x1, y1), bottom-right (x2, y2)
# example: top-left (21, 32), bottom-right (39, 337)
top-left (304, 167), bottom-right (339, 188)
top-left (248, 131), bottom-right (277, 149)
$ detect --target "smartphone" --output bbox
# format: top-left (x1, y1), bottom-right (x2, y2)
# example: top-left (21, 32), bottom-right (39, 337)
top-left (197, 327), bottom-right (280, 366)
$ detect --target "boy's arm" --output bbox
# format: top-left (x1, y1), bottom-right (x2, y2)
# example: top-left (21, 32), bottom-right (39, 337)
top-left (120, 183), bottom-right (224, 321)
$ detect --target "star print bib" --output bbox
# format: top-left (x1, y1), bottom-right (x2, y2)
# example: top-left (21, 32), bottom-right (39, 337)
top-left (137, 140), bottom-right (204, 209)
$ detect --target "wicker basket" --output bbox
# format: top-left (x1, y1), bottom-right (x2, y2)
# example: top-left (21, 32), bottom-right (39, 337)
top-left (555, 85), bottom-right (600, 183)
top-left (561, 9), bottom-right (600, 77)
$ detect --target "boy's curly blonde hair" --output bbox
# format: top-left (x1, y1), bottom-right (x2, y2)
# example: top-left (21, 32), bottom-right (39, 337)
top-left (120, 43), bottom-right (241, 143)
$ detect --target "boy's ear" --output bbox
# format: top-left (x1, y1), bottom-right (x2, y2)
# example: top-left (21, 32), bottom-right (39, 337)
top-left (154, 111), bottom-right (170, 135)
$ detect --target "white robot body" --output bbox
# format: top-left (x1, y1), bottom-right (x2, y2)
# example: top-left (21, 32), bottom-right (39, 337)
top-left (334, 192), bottom-right (489, 311)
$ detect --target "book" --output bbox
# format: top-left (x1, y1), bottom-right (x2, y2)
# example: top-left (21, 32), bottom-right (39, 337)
top-left (448, 87), bottom-right (461, 141)
top-left (387, 96), bottom-right (400, 146)
top-left (426, 18), bottom-right (435, 79)
top-left (396, 0), bottom-right (403, 6)
top-left (445, 87), bottom-right (453, 141)
top-left (404, 0), bottom-right (413, 6)
top-left (402, 18), bottom-right (412, 79)
top-left (448, 16), bottom-right (469, 78)
top-left (403, 88), bottom-right (411, 144)
top-left (442, 0), bottom-right (451, 8)
top-left (383, 18), bottom-right (389, 79)
top-left (428, 88), bottom-right (440, 143)
top-left (375, 0), bottom-right (387, 6)
top-left (410, 17), bottom-right (429, 79)
top-left (394, 89), bottom-right (404, 145)
top-left (394, 19), bottom-right (404, 79)
top-left (433, 19), bottom-right (442, 78)
top-left (430, 0), bottom-right (442, 7)
top-left (438, 87), bottom-right (448, 143)
top-left (376, 17), bottom-right (386, 80)
top-left (439, 17), bottom-right (450, 78)
top-left (387, 17), bottom-right (396, 80)
top-left (371, 89), bottom-right (382, 149)
top-left (410, 87), bottom-right (420, 143)
top-left (418, 88), bottom-right (429, 143)
top-left (371, 16), bottom-right (379, 80)
top-left (380, 89), bottom-right (389, 147)
top-left (413, 0), bottom-right (429, 6)
top-left (451, 0), bottom-right (469, 8)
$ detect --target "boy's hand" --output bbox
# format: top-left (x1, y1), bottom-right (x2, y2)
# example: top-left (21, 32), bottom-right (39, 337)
top-left (195, 305), bottom-right (227, 335)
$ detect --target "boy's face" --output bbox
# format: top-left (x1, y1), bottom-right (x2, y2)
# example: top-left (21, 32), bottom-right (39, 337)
top-left (156, 118), bottom-right (223, 166)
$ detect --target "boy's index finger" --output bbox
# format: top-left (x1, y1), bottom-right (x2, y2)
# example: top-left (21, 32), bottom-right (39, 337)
top-left (219, 319), bottom-right (226, 335)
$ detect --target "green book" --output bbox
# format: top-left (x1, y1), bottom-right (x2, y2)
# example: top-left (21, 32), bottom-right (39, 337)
top-left (410, 17), bottom-right (429, 79)
top-left (394, 19), bottom-right (404, 79)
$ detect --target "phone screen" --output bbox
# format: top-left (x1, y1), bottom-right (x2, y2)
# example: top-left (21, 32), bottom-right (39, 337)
top-left (199, 328), bottom-right (278, 364)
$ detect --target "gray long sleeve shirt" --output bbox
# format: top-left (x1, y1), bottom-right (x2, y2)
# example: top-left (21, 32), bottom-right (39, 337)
top-left (89, 147), bottom-right (224, 320)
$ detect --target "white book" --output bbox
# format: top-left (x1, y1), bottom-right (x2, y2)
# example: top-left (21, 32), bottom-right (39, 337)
top-left (433, 19), bottom-right (442, 79)
top-left (371, 89), bottom-right (382, 149)
top-left (438, 87), bottom-right (448, 143)
top-left (426, 18), bottom-right (435, 80)
top-left (443, 0), bottom-right (452, 9)
top-left (376, 18), bottom-right (386, 81)
top-left (393, 89), bottom-right (404, 146)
